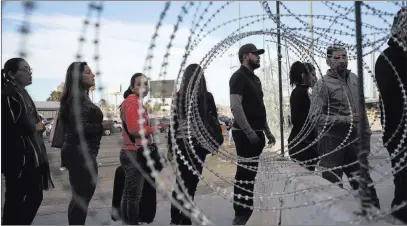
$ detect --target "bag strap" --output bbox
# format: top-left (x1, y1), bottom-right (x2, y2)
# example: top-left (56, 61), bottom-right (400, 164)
top-left (120, 106), bottom-right (154, 145)
top-left (121, 111), bottom-right (136, 143)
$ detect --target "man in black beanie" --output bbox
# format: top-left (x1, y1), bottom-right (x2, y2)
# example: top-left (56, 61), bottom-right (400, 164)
top-left (375, 7), bottom-right (407, 223)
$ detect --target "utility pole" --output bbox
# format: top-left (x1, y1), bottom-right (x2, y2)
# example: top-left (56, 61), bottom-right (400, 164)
top-left (112, 92), bottom-right (120, 116)
top-left (229, 53), bottom-right (238, 75)
top-left (355, 1), bottom-right (372, 215)
top-left (284, 37), bottom-right (291, 96)
top-left (111, 85), bottom-right (122, 116)
top-left (266, 43), bottom-right (274, 81)
top-left (238, 1), bottom-right (241, 48)
top-left (276, 1), bottom-right (284, 157)
top-left (263, 7), bottom-right (266, 83)
top-left (309, 0), bottom-right (314, 61)
top-left (371, 34), bottom-right (377, 99)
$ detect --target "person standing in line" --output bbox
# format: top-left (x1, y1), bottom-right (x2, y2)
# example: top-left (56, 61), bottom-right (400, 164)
top-left (119, 73), bottom-right (158, 225)
top-left (229, 44), bottom-right (276, 225)
top-left (2, 58), bottom-right (54, 225)
top-left (59, 62), bottom-right (104, 225)
top-left (309, 45), bottom-right (380, 209)
top-left (287, 61), bottom-right (319, 171)
top-left (168, 64), bottom-right (223, 225)
top-left (374, 7), bottom-right (407, 223)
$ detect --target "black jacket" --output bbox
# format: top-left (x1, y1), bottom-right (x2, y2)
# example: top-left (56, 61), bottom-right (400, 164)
top-left (1, 83), bottom-right (54, 189)
top-left (288, 85), bottom-right (316, 144)
top-left (60, 93), bottom-right (104, 165)
top-left (375, 37), bottom-right (407, 148)
top-left (168, 91), bottom-right (218, 151)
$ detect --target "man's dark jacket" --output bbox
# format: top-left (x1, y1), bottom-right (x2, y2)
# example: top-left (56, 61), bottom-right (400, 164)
top-left (375, 37), bottom-right (407, 148)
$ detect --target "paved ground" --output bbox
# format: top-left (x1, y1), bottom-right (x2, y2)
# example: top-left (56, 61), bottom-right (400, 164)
top-left (30, 132), bottom-right (239, 225)
top-left (2, 132), bottom-right (400, 224)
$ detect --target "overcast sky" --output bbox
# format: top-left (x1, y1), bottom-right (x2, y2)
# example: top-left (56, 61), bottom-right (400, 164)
top-left (2, 1), bottom-right (401, 106)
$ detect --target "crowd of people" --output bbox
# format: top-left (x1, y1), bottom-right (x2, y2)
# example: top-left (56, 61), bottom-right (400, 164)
top-left (1, 6), bottom-right (406, 226)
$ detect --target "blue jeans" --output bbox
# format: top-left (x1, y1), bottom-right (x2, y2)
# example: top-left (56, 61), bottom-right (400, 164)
top-left (120, 149), bottom-right (145, 224)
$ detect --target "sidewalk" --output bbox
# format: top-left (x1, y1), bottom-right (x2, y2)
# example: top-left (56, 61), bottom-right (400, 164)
top-left (33, 188), bottom-right (235, 225)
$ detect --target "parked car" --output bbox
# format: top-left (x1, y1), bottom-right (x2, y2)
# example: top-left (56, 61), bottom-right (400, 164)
top-left (38, 113), bottom-right (53, 125)
top-left (111, 115), bottom-right (122, 124)
top-left (45, 119), bottom-right (54, 137)
top-left (157, 117), bottom-right (170, 133)
top-left (102, 119), bottom-right (114, 136)
top-left (218, 115), bottom-right (231, 127)
top-left (45, 117), bottom-right (53, 125)
top-left (113, 123), bottom-right (122, 133)
top-left (148, 117), bottom-right (170, 133)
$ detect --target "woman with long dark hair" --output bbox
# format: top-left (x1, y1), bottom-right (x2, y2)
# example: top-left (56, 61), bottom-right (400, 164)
top-left (1, 58), bottom-right (54, 224)
top-left (59, 62), bottom-right (103, 225)
top-left (168, 64), bottom-right (222, 225)
top-left (287, 61), bottom-right (319, 171)
top-left (118, 72), bottom-right (159, 224)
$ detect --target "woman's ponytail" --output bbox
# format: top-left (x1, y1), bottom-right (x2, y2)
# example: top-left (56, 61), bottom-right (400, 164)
top-left (123, 87), bottom-right (133, 99)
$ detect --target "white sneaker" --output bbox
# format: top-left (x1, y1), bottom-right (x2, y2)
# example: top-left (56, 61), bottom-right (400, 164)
top-left (59, 167), bottom-right (67, 171)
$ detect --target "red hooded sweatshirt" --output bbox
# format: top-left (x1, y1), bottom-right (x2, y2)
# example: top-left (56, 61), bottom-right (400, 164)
top-left (120, 94), bottom-right (154, 151)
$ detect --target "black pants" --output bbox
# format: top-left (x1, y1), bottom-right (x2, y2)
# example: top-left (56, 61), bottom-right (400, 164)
top-left (112, 165), bottom-right (157, 223)
top-left (2, 167), bottom-right (43, 225)
top-left (66, 155), bottom-right (98, 225)
top-left (288, 138), bottom-right (319, 171)
top-left (387, 144), bottom-right (407, 223)
top-left (232, 130), bottom-right (265, 218)
top-left (318, 136), bottom-right (380, 209)
top-left (170, 139), bottom-right (208, 225)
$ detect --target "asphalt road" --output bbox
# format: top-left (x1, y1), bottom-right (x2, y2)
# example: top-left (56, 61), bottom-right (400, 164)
top-left (37, 132), bottom-right (237, 206)
top-left (1, 132), bottom-right (400, 216)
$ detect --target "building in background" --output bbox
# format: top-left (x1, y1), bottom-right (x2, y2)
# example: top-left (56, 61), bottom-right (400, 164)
top-left (148, 79), bottom-right (175, 117)
top-left (34, 101), bottom-right (60, 118)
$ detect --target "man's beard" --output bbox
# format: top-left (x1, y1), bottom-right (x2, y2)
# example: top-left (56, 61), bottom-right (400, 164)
top-left (336, 63), bottom-right (347, 71)
top-left (249, 59), bottom-right (260, 70)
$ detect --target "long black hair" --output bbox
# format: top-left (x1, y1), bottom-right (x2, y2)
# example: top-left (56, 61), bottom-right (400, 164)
top-left (123, 73), bottom-right (144, 99)
top-left (178, 63), bottom-right (208, 119)
top-left (60, 62), bottom-right (88, 107)
top-left (59, 62), bottom-right (88, 120)
top-left (1, 58), bottom-right (25, 89)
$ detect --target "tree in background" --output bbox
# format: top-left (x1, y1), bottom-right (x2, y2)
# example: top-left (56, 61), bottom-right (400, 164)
top-left (145, 102), bottom-right (153, 113)
top-left (47, 90), bottom-right (62, 101)
top-left (153, 103), bottom-right (162, 112)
